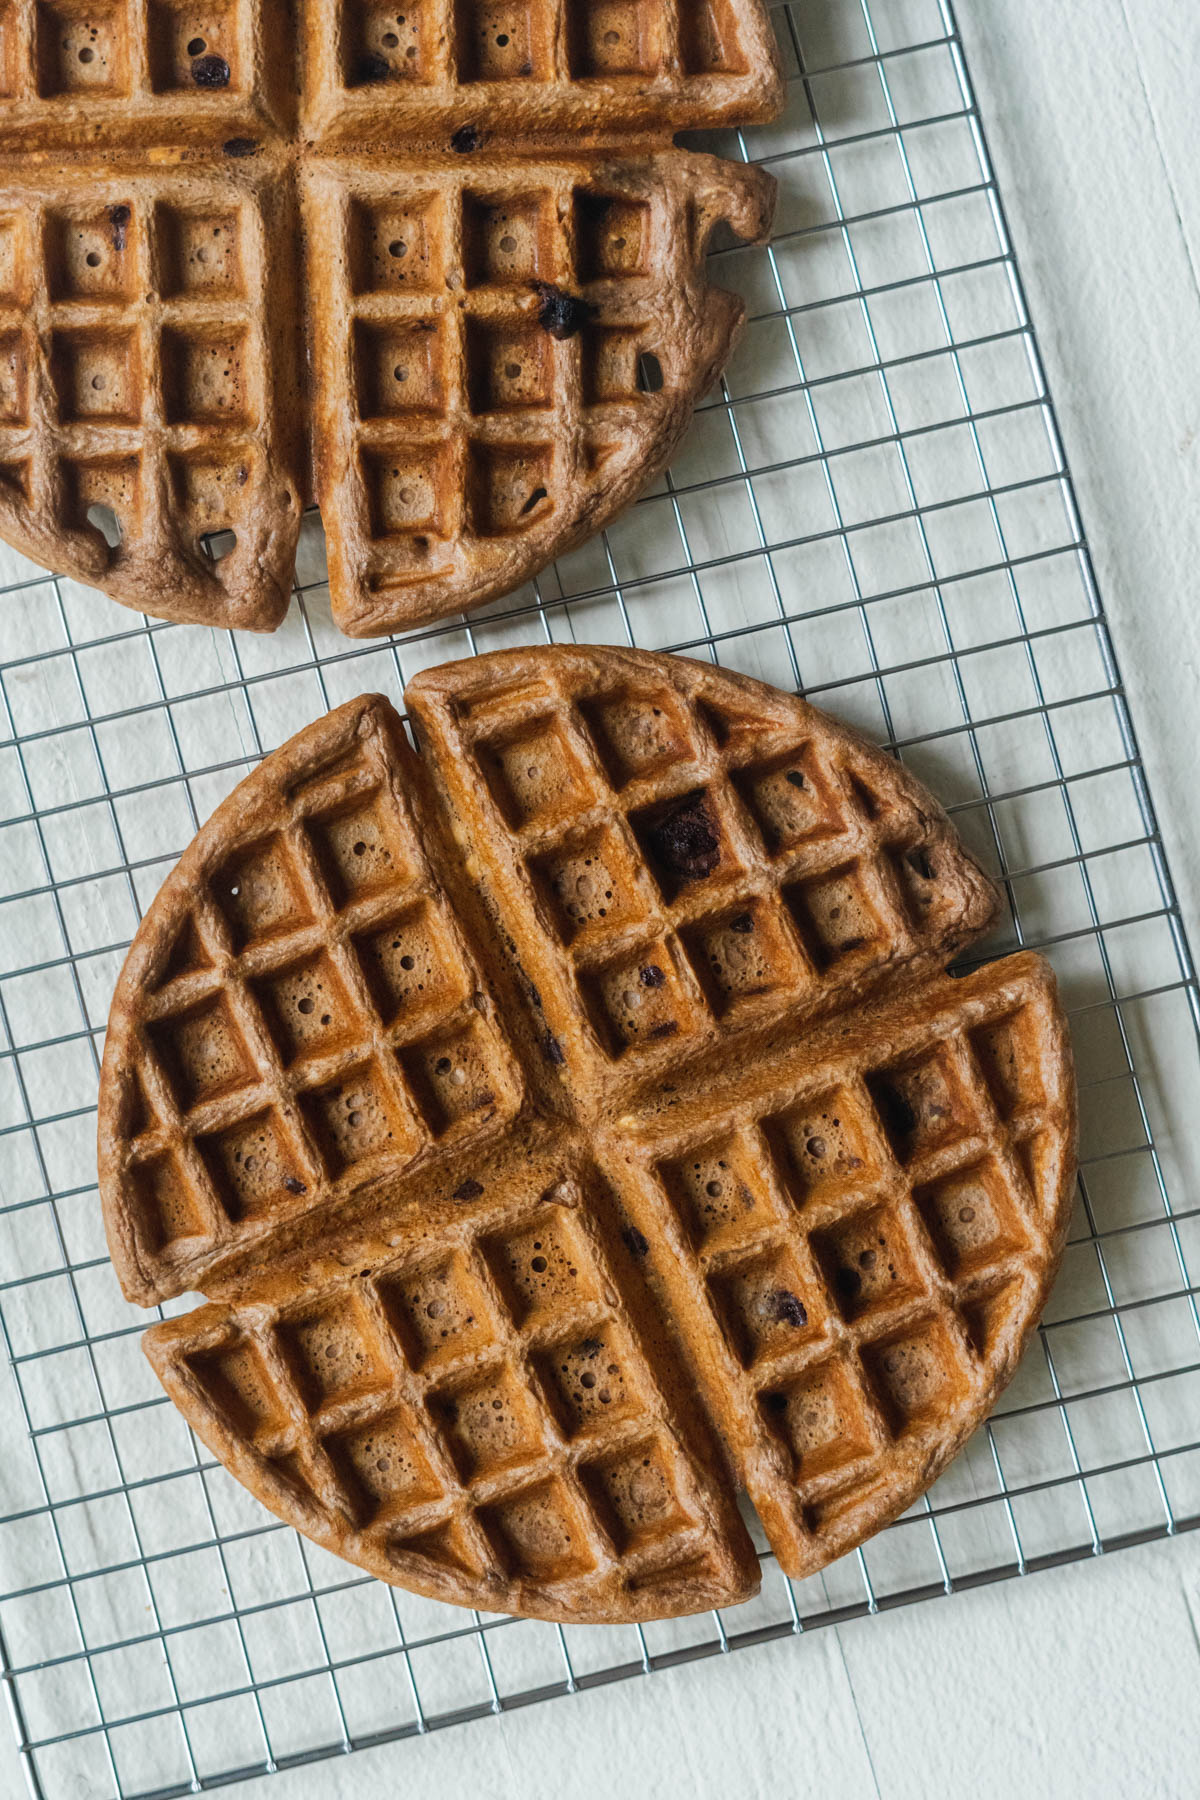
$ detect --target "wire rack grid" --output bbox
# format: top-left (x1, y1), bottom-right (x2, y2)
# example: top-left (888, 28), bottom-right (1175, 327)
top-left (2, 0), bottom-right (1199, 1795)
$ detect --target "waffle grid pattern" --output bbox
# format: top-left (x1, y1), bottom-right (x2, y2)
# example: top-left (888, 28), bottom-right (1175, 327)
top-left (416, 653), bottom-right (986, 1091)
top-left (0, 167), bottom-right (288, 602)
top-left (0, 0), bottom-right (270, 134)
top-left (302, 0), bottom-right (773, 137)
top-left (305, 159), bottom-right (682, 607)
top-left (157, 1172), bottom-right (746, 1616)
top-left (118, 702), bottom-right (521, 1296)
top-left (0, 0), bottom-right (781, 631)
top-left (623, 971), bottom-right (1062, 1571)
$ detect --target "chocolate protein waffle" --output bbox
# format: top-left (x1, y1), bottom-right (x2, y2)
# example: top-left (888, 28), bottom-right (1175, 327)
top-left (98, 648), bottom-right (1077, 1623)
top-left (0, 0), bottom-right (782, 634)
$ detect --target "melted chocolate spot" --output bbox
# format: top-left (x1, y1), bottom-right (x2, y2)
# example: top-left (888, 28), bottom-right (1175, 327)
top-left (451, 123), bottom-right (483, 153)
top-left (770, 1289), bottom-right (808, 1329)
top-left (580, 1337), bottom-right (603, 1357)
top-left (785, 769), bottom-right (806, 788)
top-left (532, 281), bottom-right (597, 340)
top-left (281, 1174), bottom-right (306, 1195)
top-left (639, 964), bottom-right (665, 988)
top-left (223, 136), bottom-right (258, 157)
top-left (649, 1020), bottom-right (679, 1038)
top-left (729, 912), bottom-right (754, 934)
top-left (542, 1030), bottom-right (565, 1067)
top-left (647, 794), bottom-right (721, 884)
top-left (107, 204), bottom-right (130, 251)
top-left (453, 1178), bottom-right (483, 1201)
top-left (622, 1226), bottom-right (649, 1258)
top-left (191, 52), bottom-right (231, 87)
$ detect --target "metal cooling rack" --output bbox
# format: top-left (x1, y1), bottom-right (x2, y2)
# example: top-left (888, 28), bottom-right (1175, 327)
top-left (3, 0), bottom-right (1200, 1794)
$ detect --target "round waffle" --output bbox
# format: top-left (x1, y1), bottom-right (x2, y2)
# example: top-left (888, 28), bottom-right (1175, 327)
top-left (0, 0), bottom-right (782, 633)
top-left (97, 647), bottom-right (1077, 1622)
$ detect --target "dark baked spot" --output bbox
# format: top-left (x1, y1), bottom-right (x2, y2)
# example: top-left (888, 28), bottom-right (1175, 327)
top-left (192, 52), bottom-right (231, 86)
top-left (622, 1226), bottom-right (649, 1258)
top-left (223, 137), bottom-right (258, 157)
top-left (647, 794), bottom-right (721, 884)
top-left (451, 124), bottom-right (483, 153)
top-left (577, 192), bottom-right (614, 225)
top-left (354, 50), bottom-right (390, 82)
top-left (531, 282), bottom-right (597, 340)
top-left (872, 1078), bottom-right (917, 1141)
top-left (453, 1178), bottom-right (484, 1201)
top-left (770, 1289), bottom-right (808, 1329)
top-left (834, 1267), bottom-right (862, 1305)
top-left (639, 964), bottom-right (665, 988)
top-left (649, 1020), bottom-right (678, 1038)
top-left (281, 1173), bottom-right (306, 1195)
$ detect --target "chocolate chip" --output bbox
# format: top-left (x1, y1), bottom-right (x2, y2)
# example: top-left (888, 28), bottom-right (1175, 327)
top-left (191, 52), bottom-right (231, 86)
top-left (451, 123), bottom-right (483, 153)
top-left (473, 1089), bottom-right (495, 1109)
top-left (580, 1337), bottom-right (603, 1357)
top-left (649, 1020), bottom-right (679, 1038)
top-left (646, 793), bottom-right (721, 884)
top-left (730, 912), bottom-right (754, 934)
top-left (107, 204), bottom-right (130, 251)
top-left (785, 769), bottom-right (806, 788)
top-left (222, 137), bottom-right (258, 157)
top-left (622, 1226), bottom-right (649, 1258)
top-left (531, 281), bottom-right (597, 340)
top-left (281, 1174), bottom-right (306, 1195)
top-left (542, 1030), bottom-right (565, 1066)
top-left (517, 59), bottom-right (532, 74)
top-left (453, 1178), bottom-right (484, 1201)
top-left (639, 964), bottom-right (665, 988)
top-left (770, 1289), bottom-right (808, 1329)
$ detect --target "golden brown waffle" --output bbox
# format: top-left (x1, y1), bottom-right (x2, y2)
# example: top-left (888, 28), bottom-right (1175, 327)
top-left (98, 648), bottom-right (1077, 1622)
top-left (0, 1), bottom-right (782, 634)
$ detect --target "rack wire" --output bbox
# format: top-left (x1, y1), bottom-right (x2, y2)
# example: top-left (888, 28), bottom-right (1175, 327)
top-left (2, 0), bottom-right (1199, 1794)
